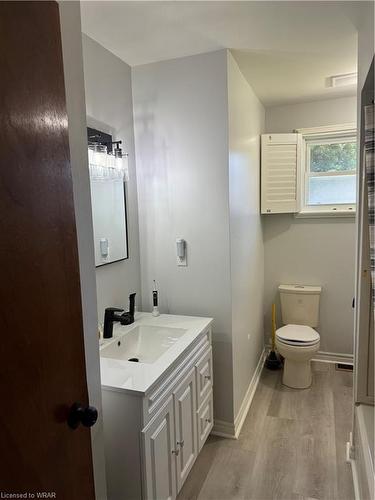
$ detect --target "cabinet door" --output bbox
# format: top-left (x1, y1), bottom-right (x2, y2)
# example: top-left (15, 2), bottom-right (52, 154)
top-left (261, 133), bottom-right (302, 214)
top-left (173, 368), bottom-right (198, 491)
top-left (142, 397), bottom-right (177, 500)
top-left (196, 348), bottom-right (213, 408)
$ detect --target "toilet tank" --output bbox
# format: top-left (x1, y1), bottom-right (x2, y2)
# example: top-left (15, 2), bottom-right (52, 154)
top-left (279, 284), bottom-right (321, 327)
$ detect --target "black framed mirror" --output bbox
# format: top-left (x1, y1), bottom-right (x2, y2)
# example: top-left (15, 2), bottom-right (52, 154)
top-left (87, 127), bottom-right (129, 267)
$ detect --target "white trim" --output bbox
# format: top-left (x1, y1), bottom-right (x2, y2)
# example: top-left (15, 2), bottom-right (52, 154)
top-left (211, 419), bottom-right (236, 439)
top-left (212, 348), bottom-right (266, 440)
top-left (295, 208), bottom-right (356, 219)
top-left (347, 432), bottom-right (361, 500)
top-left (348, 454), bottom-right (361, 500)
top-left (312, 350), bottom-right (354, 365)
top-left (296, 123), bottom-right (356, 136)
top-left (233, 348), bottom-right (266, 438)
top-left (265, 343), bottom-right (354, 365)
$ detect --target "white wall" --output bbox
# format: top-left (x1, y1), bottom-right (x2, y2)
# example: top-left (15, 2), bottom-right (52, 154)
top-left (59, 4), bottom-right (107, 498)
top-left (227, 52), bottom-right (265, 417)
top-left (264, 95), bottom-right (357, 355)
top-left (132, 50), bottom-right (234, 422)
top-left (82, 35), bottom-right (141, 321)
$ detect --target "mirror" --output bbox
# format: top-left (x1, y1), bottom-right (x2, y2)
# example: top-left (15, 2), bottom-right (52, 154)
top-left (87, 127), bottom-right (129, 267)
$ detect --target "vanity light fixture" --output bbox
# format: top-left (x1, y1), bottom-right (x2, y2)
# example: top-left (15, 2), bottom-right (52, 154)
top-left (113, 141), bottom-right (129, 182)
top-left (88, 137), bottom-right (129, 182)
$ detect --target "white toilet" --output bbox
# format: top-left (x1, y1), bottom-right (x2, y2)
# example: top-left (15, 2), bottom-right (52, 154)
top-left (275, 284), bottom-right (321, 389)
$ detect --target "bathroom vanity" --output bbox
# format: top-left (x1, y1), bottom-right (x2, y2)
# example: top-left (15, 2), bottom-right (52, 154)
top-left (100, 313), bottom-right (213, 500)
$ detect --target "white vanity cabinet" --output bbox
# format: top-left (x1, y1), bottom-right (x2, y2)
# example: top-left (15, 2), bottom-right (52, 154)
top-left (173, 368), bottom-right (198, 490)
top-left (102, 321), bottom-right (213, 500)
top-left (142, 396), bottom-right (177, 500)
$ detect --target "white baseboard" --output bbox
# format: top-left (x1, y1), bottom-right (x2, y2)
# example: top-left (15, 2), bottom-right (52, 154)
top-left (313, 350), bottom-right (353, 365)
top-left (265, 343), bottom-right (354, 366)
top-left (211, 419), bottom-right (236, 439)
top-left (347, 432), bottom-right (361, 500)
top-left (233, 348), bottom-right (266, 438)
top-left (212, 348), bottom-right (266, 440)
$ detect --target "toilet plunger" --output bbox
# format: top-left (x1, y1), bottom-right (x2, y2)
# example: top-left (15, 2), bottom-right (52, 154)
top-left (265, 303), bottom-right (282, 370)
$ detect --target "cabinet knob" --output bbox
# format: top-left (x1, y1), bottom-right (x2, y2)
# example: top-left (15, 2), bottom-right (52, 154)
top-left (172, 448), bottom-right (179, 456)
top-left (177, 440), bottom-right (184, 448)
top-left (205, 418), bottom-right (211, 423)
top-left (204, 375), bottom-right (211, 380)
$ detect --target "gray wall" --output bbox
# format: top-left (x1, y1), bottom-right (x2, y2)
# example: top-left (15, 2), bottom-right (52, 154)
top-left (132, 50), bottom-right (267, 426)
top-left (82, 35), bottom-right (141, 321)
top-left (132, 50), bottom-right (234, 423)
top-left (266, 95), bottom-right (357, 133)
top-left (264, 96), bottom-right (357, 355)
top-left (227, 52), bottom-right (265, 417)
top-left (59, 6), bottom-right (107, 498)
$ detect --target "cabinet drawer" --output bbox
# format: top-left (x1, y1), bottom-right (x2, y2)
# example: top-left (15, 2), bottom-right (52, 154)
top-left (197, 391), bottom-right (213, 451)
top-left (195, 347), bottom-right (213, 408)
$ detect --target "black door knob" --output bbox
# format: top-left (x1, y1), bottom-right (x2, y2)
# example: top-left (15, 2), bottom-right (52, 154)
top-left (67, 402), bottom-right (98, 429)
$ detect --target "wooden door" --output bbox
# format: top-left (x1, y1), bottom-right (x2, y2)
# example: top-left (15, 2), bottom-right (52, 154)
top-left (173, 369), bottom-right (197, 492)
top-left (0, 2), bottom-right (95, 498)
top-left (142, 397), bottom-right (177, 500)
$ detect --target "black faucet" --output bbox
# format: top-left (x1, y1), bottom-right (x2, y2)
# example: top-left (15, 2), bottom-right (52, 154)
top-left (120, 293), bottom-right (136, 326)
top-left (103, 293), bottom-right (137, 339)
top-left (103, 307), bottom-right (124, 339)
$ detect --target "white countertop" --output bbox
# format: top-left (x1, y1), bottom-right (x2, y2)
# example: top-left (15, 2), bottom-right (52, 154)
top-left (99, 312), bottom-right (213, 395)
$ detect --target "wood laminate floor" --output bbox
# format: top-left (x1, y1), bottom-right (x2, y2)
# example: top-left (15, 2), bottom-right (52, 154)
top-left (178, 362), bottom-right (354, 500)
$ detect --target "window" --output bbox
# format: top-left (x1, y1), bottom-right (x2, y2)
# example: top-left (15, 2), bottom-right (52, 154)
top-left (298, 125), bottom-right (357, 216)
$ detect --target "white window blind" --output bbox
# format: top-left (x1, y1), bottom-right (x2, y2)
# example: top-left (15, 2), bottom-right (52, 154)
top-left (261, 134), bottom-right (302, 214)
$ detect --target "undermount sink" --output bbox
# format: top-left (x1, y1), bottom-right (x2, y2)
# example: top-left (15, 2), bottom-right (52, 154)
top-left (100, 324), bottom-right (187, 363)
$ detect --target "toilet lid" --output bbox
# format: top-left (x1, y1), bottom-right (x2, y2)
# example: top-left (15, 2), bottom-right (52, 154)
top-left (276, 324), bottom-right (320, 346)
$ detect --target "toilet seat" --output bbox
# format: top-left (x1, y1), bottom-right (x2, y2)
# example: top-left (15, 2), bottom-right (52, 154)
top-left (276, 324), bottom-right (320, 347)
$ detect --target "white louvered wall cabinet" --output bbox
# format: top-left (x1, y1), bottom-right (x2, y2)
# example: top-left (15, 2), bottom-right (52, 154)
top-left (261, 133), bottom-right (302, 214)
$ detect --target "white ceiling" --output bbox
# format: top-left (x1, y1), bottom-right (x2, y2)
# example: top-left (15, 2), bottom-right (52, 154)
top-left (80, 1), bottom-right (360, 107)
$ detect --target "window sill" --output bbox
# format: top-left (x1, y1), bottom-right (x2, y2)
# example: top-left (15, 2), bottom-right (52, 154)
top-left (295, 210), bottom-right (356, 219)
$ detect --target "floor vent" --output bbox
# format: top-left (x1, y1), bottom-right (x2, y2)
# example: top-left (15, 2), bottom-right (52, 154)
top-left (335, 363), bottom-right (353, 371)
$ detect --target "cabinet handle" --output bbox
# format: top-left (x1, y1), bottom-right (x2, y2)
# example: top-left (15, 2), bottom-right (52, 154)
top-left (172, 449), bottom-right (179, 456)
top-left (204, 375), bottom-right (211, 380)
top-left (177, 440), bottom-right (184, 447)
